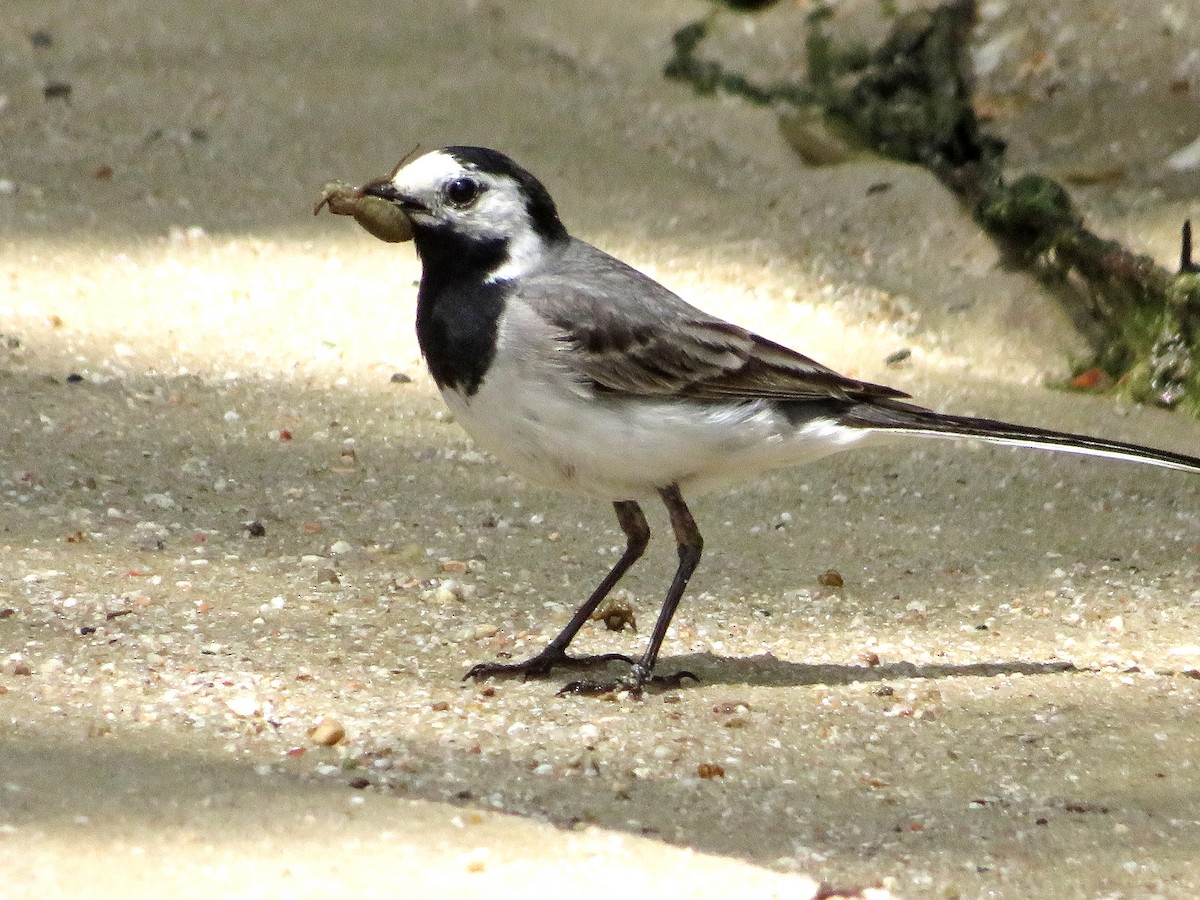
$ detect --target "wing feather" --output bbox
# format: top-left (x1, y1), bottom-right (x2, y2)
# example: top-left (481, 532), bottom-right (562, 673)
top-left (514, 239), bottom-right (908, 404)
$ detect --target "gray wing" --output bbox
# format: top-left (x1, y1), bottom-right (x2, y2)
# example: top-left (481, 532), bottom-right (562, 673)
top-left (516, 239), bottom-right (908, 404)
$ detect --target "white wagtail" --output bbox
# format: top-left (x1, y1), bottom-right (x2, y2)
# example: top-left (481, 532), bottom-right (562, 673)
top-left (351, 145), bottom-right (1200, 694)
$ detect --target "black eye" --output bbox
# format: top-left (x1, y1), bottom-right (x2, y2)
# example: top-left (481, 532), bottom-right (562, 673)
top-left (444, 176), bottom-right (483, 208)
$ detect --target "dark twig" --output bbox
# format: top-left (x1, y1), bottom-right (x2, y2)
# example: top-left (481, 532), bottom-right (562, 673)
top-left (1182, 221), bottom-right (1197, 274)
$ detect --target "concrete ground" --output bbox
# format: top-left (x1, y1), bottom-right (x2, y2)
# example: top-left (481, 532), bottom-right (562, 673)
top-left (2, 1), bottom-right (1200, 897)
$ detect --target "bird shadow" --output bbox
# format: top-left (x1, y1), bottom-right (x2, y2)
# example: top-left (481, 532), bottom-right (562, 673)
top-left (654, 651), bottom-right (1082, 689)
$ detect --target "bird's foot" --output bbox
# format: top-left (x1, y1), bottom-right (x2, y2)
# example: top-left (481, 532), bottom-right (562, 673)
top-left (464, 648), bottom-right (632, 682)
top-left (556, 665), bottom-right (699, 698)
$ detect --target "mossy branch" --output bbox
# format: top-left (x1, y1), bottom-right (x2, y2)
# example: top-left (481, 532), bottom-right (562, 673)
top-left (664, 0), bottom-right (1200, 413)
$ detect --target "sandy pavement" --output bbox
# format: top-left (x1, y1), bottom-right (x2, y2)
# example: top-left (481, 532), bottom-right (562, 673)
top-left (3, 2), bottom-right (1200, 897)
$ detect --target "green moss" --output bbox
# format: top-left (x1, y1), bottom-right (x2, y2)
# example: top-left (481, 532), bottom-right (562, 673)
top-left (977, 175), bottom-right (1077, 247)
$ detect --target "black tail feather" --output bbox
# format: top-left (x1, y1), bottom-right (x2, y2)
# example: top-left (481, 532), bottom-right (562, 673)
top-left (839, 400), bottom-right (1200, 474)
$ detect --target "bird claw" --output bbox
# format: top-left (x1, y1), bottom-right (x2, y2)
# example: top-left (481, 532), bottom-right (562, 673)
top-left (463, 649), bottom-right (633, 682)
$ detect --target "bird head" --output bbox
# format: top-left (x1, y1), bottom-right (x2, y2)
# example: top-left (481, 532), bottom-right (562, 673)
top-left (363, 146), bottom-right (568, 283)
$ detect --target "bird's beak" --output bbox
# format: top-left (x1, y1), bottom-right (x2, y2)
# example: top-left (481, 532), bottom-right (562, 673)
top-left (362, 180), bottom-right (429, 215)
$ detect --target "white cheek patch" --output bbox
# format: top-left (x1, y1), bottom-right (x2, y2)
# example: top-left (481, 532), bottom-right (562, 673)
top-left (485, 219), bottom-right (544, 283)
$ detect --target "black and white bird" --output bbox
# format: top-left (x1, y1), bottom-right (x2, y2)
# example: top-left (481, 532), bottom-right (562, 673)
top-left (357, 145), bottom-right (1200, 694)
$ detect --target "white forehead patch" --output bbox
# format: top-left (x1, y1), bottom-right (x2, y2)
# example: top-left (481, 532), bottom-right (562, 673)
top-left (389, 149), bottom-right (548, 284)
top-left (390, 149), bottom-right (466, 195)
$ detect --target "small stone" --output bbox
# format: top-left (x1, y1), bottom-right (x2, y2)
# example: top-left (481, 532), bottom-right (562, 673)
top-left (818, 569), bottom-right (844, 588)
top-left (712, 701), bottom-right (750, 715)
top-left (433, 581), bottom-right (465, 604)
top-left (463, 847), bottom-right (489, 873)
top-left (328, 540), bottom-right (354, 556)
top-left (309, 718), bottom-right (347, 747)
top-left (132, 521), bottom-right (170, 551)
top-left (226, 694), bottom-right (260, 718)
top-left (314, 567), bottom-right (340, 585)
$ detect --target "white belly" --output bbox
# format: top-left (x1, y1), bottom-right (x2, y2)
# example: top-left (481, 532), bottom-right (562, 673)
top-left (441, 353), bottom-right (873, 501)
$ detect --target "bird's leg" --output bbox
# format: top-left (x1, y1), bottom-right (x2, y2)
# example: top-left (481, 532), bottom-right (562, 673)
top-left (464, 500), bottom-right (649, 681)
top-left (558, 485), bottom-right (703, 696)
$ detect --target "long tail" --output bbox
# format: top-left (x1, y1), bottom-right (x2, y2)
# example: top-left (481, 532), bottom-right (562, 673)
top-left (839, 400), bottom-right (1200, 474)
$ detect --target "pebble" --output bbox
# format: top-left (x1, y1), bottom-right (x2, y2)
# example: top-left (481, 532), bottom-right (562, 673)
top-left (328, 540), bottom-right (354, 556)
top-left (132, 521), bottom-right (170, 551)
top-left (226, 694), bottom-right (260, 717)
top-left (432, 580), bottom-right (469, 604)
top-left (314, 567), bottom-right (340, 585)
top-left (463, 847), bottom-right (489, 873)
top-left (818, 570), bottom-right (844, 589)
top-left (309, 718), bottom-right (347, 747)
